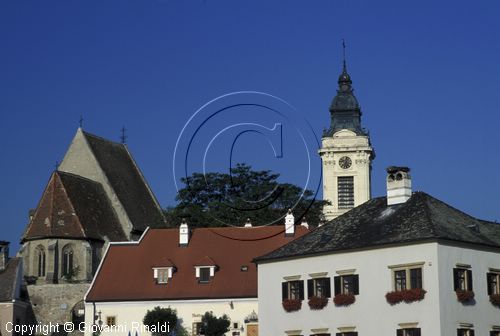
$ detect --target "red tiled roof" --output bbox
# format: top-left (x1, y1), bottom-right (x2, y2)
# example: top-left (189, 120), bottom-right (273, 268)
top-left (23, 171), bottom-right (126, 242)
top-left (86, 226), bottom-right (308, 302)
top-left (194, 256), bottom-right (217, 266)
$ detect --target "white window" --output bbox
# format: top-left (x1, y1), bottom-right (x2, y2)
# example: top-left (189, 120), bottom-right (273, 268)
top-left (153, 267), bottom-right (173, 284)
top-left (390, 266), bottom-right (423, 291)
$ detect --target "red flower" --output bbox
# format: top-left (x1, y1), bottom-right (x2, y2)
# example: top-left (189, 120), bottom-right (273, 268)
top-left (333, 293), bottom-right (356, 306)
top-left (282, 299), bottom-right (302, 312)
top-left (489, 294), bottom-right (500, 307)
top-left (386, 288), bottom-right (426, 305)
top-left (308, 296), bottom-right (328, 310)
top-left (456, 290), bottom-right (474, 303)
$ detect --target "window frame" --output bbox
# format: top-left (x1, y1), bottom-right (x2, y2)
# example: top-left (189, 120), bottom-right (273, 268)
top-left (106, 316), bottom-right (116, 327)
top-left (36, 246), bottom-right (46, 277)
top-left (391, 266), bottom-right (423, 291)
top-left (457, 328), bottom-right (475, 336)
top-left (199, 267), bottom-right (211, 283)
top-left (487, 272), bottom-right (500, 295)
top-left (282, 280), bottom-right (304, 301)
top-left (334, 274), bottom-right (359, 296)
top-left (453, 268), bottom-right (473, 292)
top-left (396, 328), bottom-right (421, 336)
top-left (307, 277), bottom-right (331, 299)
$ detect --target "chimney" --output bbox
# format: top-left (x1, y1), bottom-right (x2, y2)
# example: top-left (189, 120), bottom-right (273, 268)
top-left (179, 219), bottom-right (189, 246)
top-left (386, 166), bottom-right (412, 205)
top-left (244, 218), bottom-right (252, 228)
top-left (300, 218), bottom-right (309, 229)
top-left (285, 209), bottom-right (295, 236)
top-left (0, 241), bottom-right (9, 271)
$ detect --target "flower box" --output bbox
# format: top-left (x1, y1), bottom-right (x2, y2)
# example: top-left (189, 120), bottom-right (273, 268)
top-left (456, 290), bottom-right (474, 303)
top-left (333, 293), bottom-right (355, 306)
top-left (282, 299), bottom-right (302, 312)
top-left (308, 296), bottom-right (328, 310)
top-left (386, 288), bottom-right (426, 305)
top-left (489, 294), bottom-right (500, 307)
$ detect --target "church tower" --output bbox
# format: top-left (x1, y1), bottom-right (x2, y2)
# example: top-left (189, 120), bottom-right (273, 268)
top-left (319, 58), bottom-right (374, 221)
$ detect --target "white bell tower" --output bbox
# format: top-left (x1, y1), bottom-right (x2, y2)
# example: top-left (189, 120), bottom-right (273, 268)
top-left (319, 58), bottom-right (374, 221)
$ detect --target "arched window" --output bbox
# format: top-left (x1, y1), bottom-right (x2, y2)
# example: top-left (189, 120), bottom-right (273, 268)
top-left (36, 246), bottom-right (46, 277)
top-left (62, 245), bottom-right (74, 277)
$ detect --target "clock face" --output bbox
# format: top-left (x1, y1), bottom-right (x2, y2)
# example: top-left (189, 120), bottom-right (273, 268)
top-left (339, 156), bottom-right (352, 169)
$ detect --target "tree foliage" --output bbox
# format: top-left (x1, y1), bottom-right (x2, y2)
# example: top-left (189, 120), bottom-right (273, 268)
top-left (163, 163), bottom-right (327, 228)
top-left (143, 306), bottom-right (178, 336)
top-left (200, 311), bottom-right (230, 336)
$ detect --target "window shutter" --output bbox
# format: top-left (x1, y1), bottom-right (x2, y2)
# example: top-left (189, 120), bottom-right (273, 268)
top-left (487, 273), bottom-right (493, 295)
top-left (470, 329), bottom-right (475, 336)
top-left (324, 278), bottom-right (332, 298)
top-left (396, 329), bottom-right (403, 336)
top-left (353, 274), bottom-right (359, 295)
top-left (490, 331), bottom-right (496, 336)
top-left (453, 268), bottom-right (459, 291)
top-left (334, 276), bottom-right (341, 296)
top-left (414, 328), bottom-right (421, 336)
top-left (299, 280), bottom-right (304, 300)
top-left (282, 282), bottom-right (288, 300)
top-left (307, 279), bottom-right (314, 299)
top-left (466, 269), bottom-right (473, 291)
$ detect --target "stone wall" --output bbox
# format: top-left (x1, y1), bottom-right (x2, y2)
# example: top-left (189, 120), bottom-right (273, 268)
top-left (28, 283), bottom-right (90, 325)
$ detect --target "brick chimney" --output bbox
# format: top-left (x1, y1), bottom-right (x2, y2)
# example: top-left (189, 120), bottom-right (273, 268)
top-left (0, 241), bottom-right (9, 271)
top-left (179, 219), bottom-right (190, 246)
top-left (285, 209), bottom-right (295, 236)
top-left (386, 166), bottom-right (412, 205)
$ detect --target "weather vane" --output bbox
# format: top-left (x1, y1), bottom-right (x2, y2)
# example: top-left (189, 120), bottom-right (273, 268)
top-left (342, 38), bottom-right (347, 69)
top-left (120, 126), bottom-right (127, 144)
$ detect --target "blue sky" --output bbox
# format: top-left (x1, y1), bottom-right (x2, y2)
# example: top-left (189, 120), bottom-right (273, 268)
top-left (1, 1), bottom-right (500, 253)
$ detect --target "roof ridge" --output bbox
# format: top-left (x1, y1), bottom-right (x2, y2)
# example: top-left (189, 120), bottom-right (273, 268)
top-left (82, 130), bottom-right (124, 147)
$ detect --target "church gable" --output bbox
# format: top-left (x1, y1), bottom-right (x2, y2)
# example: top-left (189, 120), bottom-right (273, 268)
top-left (59, 128), bottom-right (167, 235)
top-left (23, 171), bottom-right (126, 242)
top-left (23, 172), bottom-right (86, 240)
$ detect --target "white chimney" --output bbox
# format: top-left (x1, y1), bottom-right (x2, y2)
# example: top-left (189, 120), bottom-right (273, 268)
top-left (244, 218), bottom-right (252, 228)
top-left (285, 209), bottom-right (295, 235)
top-left (300, 218), bottom-right (309, 229)
top-left (386, 166), bottom-right (412, 205)
top-left (179, 219), bottom-right (189, 246)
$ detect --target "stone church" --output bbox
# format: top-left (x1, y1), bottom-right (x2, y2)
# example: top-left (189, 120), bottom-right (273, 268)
top-left (20, 128), bottom-right (167, 325)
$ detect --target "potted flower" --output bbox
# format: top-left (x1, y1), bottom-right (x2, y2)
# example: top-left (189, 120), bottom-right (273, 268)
top-left (282, 299), bottom-right (302, 312)
top-left (489, 294), bottom-right (500, 307)
top-left (333, 293), bottom-right (356, 306)
top-left (386, 288), bottom-right (426, 305)
top-left (308, 296), bottom-right (328, 310)
top-left (456, 290), bottom-right (475, 303)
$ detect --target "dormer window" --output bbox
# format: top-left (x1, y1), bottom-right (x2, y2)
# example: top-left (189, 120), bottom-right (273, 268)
top-left (195, 256), bottom-right (217, 283)
top-left (196, 266), bottom-right (216, 283)
top-left (153, 267), bottom-right (174, 284)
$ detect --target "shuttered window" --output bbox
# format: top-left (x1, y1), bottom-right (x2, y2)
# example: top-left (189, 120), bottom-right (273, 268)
top-left (281, 280), bottom-right (304, 300)
top-left (457, 329), bottom-right (475, 336)
top-left (338, 176), bottom-right (354, 209)
top-left (487, 272), bottom-right (500, 295)
top-left (453, 268), bottom-right (473, 291)
top-left (307, 278), bottom-right (331, 298)
top-left (334, 274), bottom-right (359, 295)
top-left (397, 328), bottom-right (421, 336)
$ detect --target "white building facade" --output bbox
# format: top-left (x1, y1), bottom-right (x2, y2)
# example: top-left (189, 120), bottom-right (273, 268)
top-left (256, 168), bottom-right (500, 336)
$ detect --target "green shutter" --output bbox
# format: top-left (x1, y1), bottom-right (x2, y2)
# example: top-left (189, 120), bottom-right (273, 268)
top-left (282, 282), bottom-right (288, 300)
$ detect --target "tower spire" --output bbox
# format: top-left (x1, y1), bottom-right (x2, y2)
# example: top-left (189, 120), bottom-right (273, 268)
top-left (342, 38), bottom-right (347, 72)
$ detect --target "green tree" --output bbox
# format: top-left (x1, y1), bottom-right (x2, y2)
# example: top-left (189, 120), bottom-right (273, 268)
top-left (162, 163), bottom-right (328, 228)
top-left (143, 306), bottom-right (178, 336)
top-left (201, 311), bottom-right (230, 336)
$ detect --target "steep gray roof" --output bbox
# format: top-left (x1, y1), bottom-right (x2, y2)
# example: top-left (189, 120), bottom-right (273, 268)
top-left (82, 131), bottom-right (167, 232)
top-left (256, 192), bottom-right (500, 263)
top-left (0, 258), bottom-right (20, 302)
